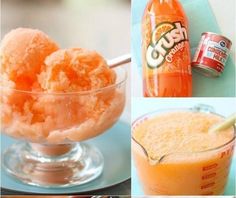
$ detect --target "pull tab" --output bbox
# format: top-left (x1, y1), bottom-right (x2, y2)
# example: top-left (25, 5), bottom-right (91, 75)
top-left (191, 104), bottom-right (215, 113)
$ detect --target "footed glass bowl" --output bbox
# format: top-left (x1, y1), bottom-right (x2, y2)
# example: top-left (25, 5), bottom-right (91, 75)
top-left (1, 67), bottom-right (126, 187)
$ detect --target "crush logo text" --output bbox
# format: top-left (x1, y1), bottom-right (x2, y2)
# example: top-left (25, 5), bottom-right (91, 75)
top-left (146, 22), bottom-right (188, 69)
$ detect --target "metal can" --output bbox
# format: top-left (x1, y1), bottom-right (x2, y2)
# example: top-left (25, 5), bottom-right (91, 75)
top-left (192, 32), bottom-right (232, 77)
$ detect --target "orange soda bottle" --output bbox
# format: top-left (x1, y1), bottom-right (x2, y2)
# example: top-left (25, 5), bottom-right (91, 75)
top-left (142, 0), bottom-right (192, 97)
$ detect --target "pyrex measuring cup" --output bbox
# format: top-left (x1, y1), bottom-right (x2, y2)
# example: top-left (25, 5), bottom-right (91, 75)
top-left (132, 104), bottom-right (235, 195)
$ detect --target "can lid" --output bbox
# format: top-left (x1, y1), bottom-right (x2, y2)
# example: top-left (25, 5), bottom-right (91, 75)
top-left (192, 63), bottom-right (221, 78)
top-left (202, 32), bottom-right (232, 45)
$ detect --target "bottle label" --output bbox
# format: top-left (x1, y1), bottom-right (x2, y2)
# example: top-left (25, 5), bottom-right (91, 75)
top-left (146, 21), bottom-right (188, 69)
top-left (204, 40), bottom-right (228, 65)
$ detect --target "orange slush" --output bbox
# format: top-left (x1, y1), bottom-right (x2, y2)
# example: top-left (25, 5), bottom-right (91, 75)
top-left (132, 111), bottom-right (235, 195)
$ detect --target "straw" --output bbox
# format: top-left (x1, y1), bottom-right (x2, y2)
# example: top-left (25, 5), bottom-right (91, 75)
top-left (107, 54), bottom-right (131, 68)
top-left (209, 113), bottom-right (236, 133)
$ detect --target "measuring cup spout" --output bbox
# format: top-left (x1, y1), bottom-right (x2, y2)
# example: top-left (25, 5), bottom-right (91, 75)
top-left (132, 136), bottom-right (162, 165)
top-left (148, 156), bottom-right (161, 165)
top-left (132, 137), bottom-right (148, 158)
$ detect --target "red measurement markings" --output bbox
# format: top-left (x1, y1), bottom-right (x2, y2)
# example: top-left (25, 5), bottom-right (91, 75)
top-left (202, 172), bottom-right (216, 180)
top-left (132, 117), bottom-right (148, 129)
top-left (220, 145), bottom-right (234, 159)
top-left (202, 163), bottom-right (218, 171)
top-left (201, 182), bottom-right (215, 189)
top-left (209, 162), bottom-right (231, 174)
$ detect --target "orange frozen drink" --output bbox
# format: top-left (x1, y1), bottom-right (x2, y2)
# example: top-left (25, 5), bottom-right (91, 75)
top-left (1, 28), bottom-right (125, 144)
top-left (132, 111), bottom-right (235, 195)
top-left (1, 28), bottom-right (126, 187)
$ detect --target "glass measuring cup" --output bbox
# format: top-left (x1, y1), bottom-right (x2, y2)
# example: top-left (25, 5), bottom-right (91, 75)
top-left (132, 104), bottom-right (235, 195)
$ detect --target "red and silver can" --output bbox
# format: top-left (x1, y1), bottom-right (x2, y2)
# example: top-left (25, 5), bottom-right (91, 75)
top-left (192, 32), bottom-right (232, 77)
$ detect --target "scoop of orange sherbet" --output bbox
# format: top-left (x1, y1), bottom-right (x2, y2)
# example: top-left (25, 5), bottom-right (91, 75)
top-left (1, 29), bottom-right (122, 144)
top-left (0, 28), bottom-right (59, 90)
top-left (38, 48), bottom-right (116, 92)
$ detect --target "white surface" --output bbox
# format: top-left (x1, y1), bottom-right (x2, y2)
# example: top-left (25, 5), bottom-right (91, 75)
top-left (131, 57), bottom-right (142, 97)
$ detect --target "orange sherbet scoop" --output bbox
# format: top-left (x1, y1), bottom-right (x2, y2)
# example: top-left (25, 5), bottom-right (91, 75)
top-left (38, 48), bottom-right (116, 92)
top-left (0, 28), bottom-right (59, 90)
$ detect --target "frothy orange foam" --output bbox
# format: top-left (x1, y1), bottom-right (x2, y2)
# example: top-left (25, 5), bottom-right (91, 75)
top-left (133, 111), bottom-right (234, 161)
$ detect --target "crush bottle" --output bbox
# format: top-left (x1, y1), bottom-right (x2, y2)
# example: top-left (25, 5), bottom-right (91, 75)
top-left (142, 0), bottom-right (192, 97)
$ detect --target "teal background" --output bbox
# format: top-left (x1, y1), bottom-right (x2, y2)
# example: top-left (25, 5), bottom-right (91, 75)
top-left (131, 0), bottom-right (235, 97)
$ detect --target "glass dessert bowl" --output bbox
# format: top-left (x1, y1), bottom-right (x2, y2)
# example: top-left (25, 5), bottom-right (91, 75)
top-left (1, 67), bottom-right (126, 187)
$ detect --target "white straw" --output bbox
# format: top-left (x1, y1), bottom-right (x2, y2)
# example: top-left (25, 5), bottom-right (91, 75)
top-left (107, 54), bottom-right (131, 68)
top-left (209, 113), bottom-right (236, 133)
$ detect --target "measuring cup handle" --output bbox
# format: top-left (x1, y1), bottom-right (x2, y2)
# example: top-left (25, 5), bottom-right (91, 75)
top-left (191, 104), bottom-right (215, 113)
